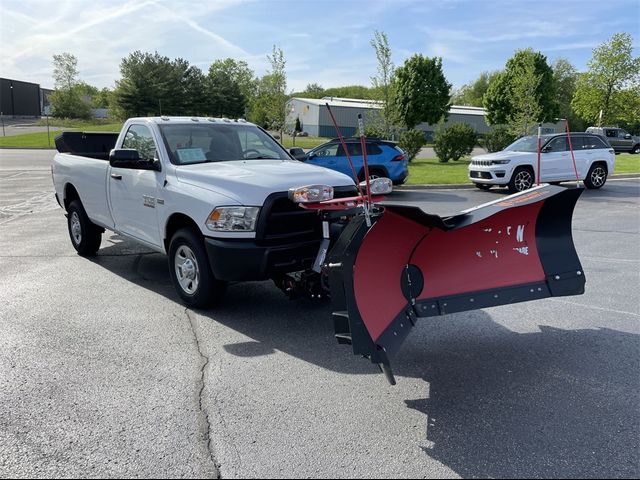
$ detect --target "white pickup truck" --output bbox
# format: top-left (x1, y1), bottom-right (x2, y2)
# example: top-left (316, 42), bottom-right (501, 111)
top-left (52, 117), bottom-right (357, 307)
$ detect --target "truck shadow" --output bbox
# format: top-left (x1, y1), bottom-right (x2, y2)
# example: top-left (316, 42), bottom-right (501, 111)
top-left (90, 235), bottom-right (639, 478)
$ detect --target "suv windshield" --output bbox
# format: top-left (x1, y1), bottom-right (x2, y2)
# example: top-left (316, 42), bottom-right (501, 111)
top-left (504, 136), bottom-right (540, 152)
top-left (159, 123), bottom-right (289, 165)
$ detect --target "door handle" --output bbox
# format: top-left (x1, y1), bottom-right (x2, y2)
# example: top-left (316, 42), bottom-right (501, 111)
top-left (110, 173), bottom-right (122, 180)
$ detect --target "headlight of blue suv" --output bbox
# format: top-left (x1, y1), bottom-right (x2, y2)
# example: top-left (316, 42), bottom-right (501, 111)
top-left (206, 206), bottom-right (260, 232)
top-left (490, 159), bottom-right (511, 165)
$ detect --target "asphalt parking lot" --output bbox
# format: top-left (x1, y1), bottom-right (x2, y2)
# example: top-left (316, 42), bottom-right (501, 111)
top-left (1, 149), bottom-right (639, 478)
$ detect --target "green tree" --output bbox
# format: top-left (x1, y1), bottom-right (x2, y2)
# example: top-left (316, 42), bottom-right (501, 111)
top-left (392, 54), bottom-right (451, 129)
top-left (250, 46), bottom-right (287, 136)
top-left (484, 49), bottom-right (558, 127)
top-left (370, 30), bottom-right (396, 138)
top-left (572, 33), bottom-right (640, 125)
top-left (50, 53), bottom-right (92, 119)
top-left (113, 51), bottom-right (206, 118)
top-left (207, 64), bottom-right (246, 118)
top-left (208, 58), bottom-right (256, 111)
top-left (434, 123), bottom-right (477, 163)
top-left (552, 58), bottom-right (586, 131)
top-left (507, 54), bottom-right (543, 136)
top-left (294, 83), bottom-right (325, 98)
top-left (398, 129), bottom-right (426, 162)
top-left (452, 71), bottom-right (500, 107)
top-left (322, 85), bottom-right (378, 99)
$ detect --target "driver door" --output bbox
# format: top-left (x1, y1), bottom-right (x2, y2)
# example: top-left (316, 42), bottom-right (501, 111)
top-left (108, 124), bottom-right (163, 248)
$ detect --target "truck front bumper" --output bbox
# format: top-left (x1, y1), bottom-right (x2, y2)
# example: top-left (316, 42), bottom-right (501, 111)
top-left (204, 237), bottom-right (321, 281)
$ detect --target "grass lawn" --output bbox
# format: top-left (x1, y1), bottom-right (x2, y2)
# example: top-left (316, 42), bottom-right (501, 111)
top-left (280, 135), bottom-right (327, 149)
top-left (0, 122), bottom-right (122, 148)
top-left (407, 153), bottom-right (639, 185)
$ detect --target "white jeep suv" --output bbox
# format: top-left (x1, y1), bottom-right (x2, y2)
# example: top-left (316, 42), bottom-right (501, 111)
top-left (469, 133), bottom-right (615, 193)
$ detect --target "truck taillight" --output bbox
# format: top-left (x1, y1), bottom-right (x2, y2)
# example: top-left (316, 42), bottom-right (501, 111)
top-left (392, 154), bottom-right (405, 162)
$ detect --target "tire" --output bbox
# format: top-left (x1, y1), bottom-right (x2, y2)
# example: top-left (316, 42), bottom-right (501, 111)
top-left (508, 167), bottom-right (535, 193)
top-left (168, 228), bottom-right (226, 308)
top-left (584, 163), bottom-right (608, 189)
top-left (475, 183), bottom-right (492, 190)
top-left (632, 144), bottom-right (640, 154)
top-left (67, 200), bottom-right (102, 256)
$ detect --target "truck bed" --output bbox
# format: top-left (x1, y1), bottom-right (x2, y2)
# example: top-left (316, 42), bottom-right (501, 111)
top-left (54, 131), bottom-right (119, 160)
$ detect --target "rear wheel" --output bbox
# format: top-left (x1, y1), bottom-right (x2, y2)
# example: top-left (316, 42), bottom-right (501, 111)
top-left (508, 167), bottom-right (535, 193)
top-left (475, 183), bottom-right (492, 190)
top-left (67, 200), bottom-right (102, 256)
top-left (584, 163), bottom-right (608, 189)
top-left (168, 228), bottom-right (226, 308)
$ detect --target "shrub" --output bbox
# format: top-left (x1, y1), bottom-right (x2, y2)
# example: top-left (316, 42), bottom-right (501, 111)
top-left (398, 129), bottom-right (426, 162)
top-left (434, 123), bottom-right (477, 163)
top-left (479, 125), bottom-right (516, 152)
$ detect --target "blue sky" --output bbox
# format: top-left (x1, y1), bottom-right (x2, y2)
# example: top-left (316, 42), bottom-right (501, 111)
top-left (1, 0), bottom-right (639, 93)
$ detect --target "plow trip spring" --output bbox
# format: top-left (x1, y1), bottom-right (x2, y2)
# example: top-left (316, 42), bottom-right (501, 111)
top-left (325, 185), bottom-right (585, 385)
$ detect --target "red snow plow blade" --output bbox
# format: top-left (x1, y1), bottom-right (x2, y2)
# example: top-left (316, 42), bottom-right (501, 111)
top-left (326, 185), bottom-right (585, 384)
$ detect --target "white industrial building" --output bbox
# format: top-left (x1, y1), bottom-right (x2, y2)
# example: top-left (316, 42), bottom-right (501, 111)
top-left (286, 97), bottom-right (562, 140)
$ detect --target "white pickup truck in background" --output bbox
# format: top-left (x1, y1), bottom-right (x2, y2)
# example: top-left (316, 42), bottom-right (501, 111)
top-left (52, 117), bottom-right (357, 307)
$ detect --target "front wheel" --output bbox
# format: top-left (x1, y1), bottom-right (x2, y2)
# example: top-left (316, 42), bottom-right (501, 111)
top-left (584, 163), bottom-right (608, 189)
top-left (168, 228), bottom-right (226, 308)
top-left (632, 144), bottom-right (640, 154)
top-left (67, 200), bottom-right (102, 256)
top-left (508, 167), bottom-right (535, 193)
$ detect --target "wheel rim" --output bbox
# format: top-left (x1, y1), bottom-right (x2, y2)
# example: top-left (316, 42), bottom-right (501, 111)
top-left (514, 170), bottom-right (533, 191)
top-left (175, 245), bottom-right (200, 295)
top-left (590, 167), bottom-right (607, 187)
top-left (70, 211), bottom-right (82, 244)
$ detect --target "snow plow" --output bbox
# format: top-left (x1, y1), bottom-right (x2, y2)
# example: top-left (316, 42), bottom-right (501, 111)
top-left (296, 107), bottom-right (586, 385)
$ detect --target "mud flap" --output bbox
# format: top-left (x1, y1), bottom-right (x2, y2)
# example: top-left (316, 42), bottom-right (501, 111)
top-left (327, 185), bottom-right (585, 384)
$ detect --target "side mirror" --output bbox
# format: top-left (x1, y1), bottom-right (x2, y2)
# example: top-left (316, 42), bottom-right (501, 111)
top-left (289, 147), bottom-right (306, 160)
top-left (541, 145), bottom-right (552, 153)
top-left (624, 133), bottom-right (632, 139)
top-left (109, 149), bottom-right (160, 171)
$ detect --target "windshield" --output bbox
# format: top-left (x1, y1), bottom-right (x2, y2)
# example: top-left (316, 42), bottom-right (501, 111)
top-left (159, 123), bottom-right (289, 165)
top-left (503, 136), bottom-right (541, 152)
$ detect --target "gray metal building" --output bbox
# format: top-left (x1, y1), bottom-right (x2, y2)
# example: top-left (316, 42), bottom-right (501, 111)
top-left (286, 97), bottom-right (562, 139)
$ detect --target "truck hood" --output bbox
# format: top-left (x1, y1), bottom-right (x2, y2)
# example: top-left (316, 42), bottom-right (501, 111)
top-left (174, 160), bottom-right (355, 205)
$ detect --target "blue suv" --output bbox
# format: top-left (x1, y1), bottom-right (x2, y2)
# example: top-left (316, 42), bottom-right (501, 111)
top-left (298, 139), bottom-right (409, 185)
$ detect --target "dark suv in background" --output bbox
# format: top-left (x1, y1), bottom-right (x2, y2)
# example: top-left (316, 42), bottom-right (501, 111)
top-left (586, 127), bottom-right (640, 154)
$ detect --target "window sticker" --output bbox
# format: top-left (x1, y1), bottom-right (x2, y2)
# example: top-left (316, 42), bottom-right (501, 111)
top-left (176, 148), bottom-right (206, 163)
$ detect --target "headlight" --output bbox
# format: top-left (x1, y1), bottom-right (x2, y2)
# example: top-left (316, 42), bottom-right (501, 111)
top-left (206, 206), bottom-right (260, 232)
top-left (490, 159), bottom-right (511, 165)
top-left (288, 185), bottom-right (334, 203)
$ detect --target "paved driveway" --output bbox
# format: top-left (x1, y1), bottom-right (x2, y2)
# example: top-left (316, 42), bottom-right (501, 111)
top-left (1, 149), bottom-right (639, 478)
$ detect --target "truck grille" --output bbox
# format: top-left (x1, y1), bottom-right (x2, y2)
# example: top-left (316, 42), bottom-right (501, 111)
top-left (256, 186), bottom-right (357, 245)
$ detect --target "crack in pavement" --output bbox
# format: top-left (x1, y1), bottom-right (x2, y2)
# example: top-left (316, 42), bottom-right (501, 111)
top-left (183, 308), bottom-right (221, 479)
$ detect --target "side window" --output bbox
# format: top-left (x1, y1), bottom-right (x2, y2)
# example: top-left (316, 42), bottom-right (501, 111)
top-left (570, 136), bottom-right (585, 150)
top-left (605, 129), bottom-right (617, 138)
top-left (589, 136), bottom-right (609, 149)
top-left (347, 143), bottom-right (362, 156)
top-left (366, 144), bottom-right (382, 155)
top-left (619, 130), bottom-right (629, 138)
top-left (546, 136), bottom-right (568, 152)
top-left (122, 125), bottom-right (157, 161)
top-left (315, 144), bottom-right (339, 157)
